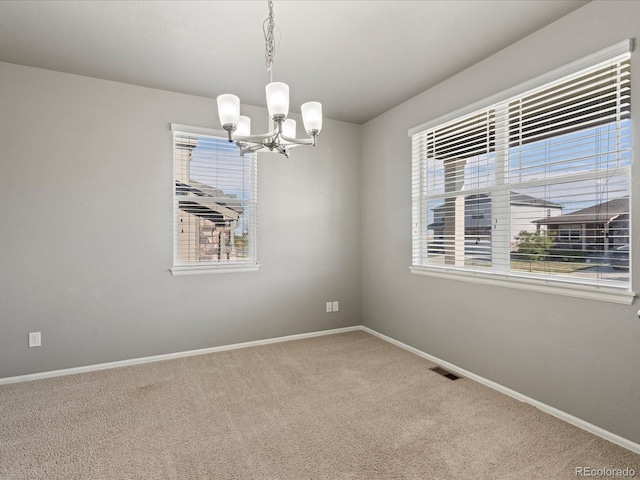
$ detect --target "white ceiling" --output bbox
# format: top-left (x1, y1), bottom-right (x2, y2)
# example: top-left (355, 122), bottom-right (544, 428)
top-left (0, 0), bottom-right (589, 124)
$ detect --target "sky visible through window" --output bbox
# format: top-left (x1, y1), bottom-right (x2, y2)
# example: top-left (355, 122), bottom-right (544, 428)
top-left (188, 136), bottom-right (253, 236)
top-left (426, 120), bottom-right (631, 228)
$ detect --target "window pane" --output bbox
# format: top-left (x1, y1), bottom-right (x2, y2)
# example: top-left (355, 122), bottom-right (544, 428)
top-left (425, 194), bottom-right (493, 269)
top-left (174, 132), bottom-right (256, 266)
top-left (411, 47), bottom-right (631, 291)
top-left (510, 175), bottom-right (629, 285)
top-left (508, 120), bottom-right (631, 184)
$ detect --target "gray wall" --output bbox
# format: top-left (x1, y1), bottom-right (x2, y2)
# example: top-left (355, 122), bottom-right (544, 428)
top-left (361, 1), bottom-right (640, 444)
top-left (0, 63), bottom-right (361, 378)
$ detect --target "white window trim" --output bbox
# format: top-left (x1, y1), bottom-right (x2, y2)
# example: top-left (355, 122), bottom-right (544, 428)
top-left (170, 123), bottom-right (259, 276)
top-left (171, 264), bottom-right (259, 276)
top-left (409, 266), bottom-right (634, 305)
top-left (408, 40), bottom-right (635, 304)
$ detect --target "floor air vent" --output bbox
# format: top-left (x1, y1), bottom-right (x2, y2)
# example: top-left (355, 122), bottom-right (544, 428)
top-left (430, 366), bottom-right (461, 381)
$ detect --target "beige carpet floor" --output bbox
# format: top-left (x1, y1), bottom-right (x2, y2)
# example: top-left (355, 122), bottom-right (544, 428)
top-left (1, 330), bottom-right (639, 479)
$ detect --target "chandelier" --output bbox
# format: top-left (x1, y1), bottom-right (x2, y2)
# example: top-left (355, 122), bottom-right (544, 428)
top-left (216, 0), bottom-right (323, 157)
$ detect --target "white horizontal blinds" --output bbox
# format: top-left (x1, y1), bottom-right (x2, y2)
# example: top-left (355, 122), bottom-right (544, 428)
top-left (412, 110), bottom-right (496, 268)
top-left (411, 135), bottom-right (428, 266)
top-left (174, 131), bottom-right (257, 266)
top-left (411, 44), bottom-right (631, 289)
top-left (508, 53), bottom-right (631, 285)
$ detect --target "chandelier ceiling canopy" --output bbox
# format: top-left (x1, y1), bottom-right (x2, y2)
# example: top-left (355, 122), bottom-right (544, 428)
top-left (217, 0), bottom-right (322, 157)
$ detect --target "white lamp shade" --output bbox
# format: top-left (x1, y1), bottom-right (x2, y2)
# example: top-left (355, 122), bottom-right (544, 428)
top-left (266, 82), bottom-right (289, 118)
top-left (217, 94), bottom-right (240, 126)
top-left (301, 101), bottom-right (323, 133)
top-left (282, 119), bottom-right (296, 139)
top-left (236, 115), bottom-right (251, 137)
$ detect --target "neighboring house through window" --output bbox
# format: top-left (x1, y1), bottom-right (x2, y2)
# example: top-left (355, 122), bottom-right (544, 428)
top-left (410, 41), bottom-right (633, 303)
top-left (171, 124), bottom-right (258, 275)
top-left (534, 196), bottom-right (629, 251)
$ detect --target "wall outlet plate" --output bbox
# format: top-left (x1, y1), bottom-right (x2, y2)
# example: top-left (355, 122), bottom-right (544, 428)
top-left (29, 332), bottom-right (41, 348)
top-left (326, 302), bottom-right (333, 313)
top-left (332, 301), bottom-right (339, 312)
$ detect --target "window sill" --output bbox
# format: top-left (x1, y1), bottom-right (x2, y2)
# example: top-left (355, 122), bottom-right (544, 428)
top-left (409, 266), bottom-right (635, 305)
top-left (171, 264), bottom-right (260, 276)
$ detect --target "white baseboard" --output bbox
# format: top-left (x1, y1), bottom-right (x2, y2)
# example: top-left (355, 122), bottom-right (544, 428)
top-left (361, 326), bottom-right (640, 455)
top-left (0, 326), bottom-right (361, 386)
top-left (2, 323), bottom-right (638, 456)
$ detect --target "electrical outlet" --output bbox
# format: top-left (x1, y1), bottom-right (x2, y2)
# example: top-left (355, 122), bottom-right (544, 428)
top-left (326, 301), bottom-right (333, 313)
top-left (332, 301), bottom-right (339, 312)
top-left (29, 332), bottom-right (41, 348)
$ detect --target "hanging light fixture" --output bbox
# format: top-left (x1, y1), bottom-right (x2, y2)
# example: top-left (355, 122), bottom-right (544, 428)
top-left (216, 0), bottom-right (322, 157)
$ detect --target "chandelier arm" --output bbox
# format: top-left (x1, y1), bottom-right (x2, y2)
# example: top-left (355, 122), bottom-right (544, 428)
top-left (239, 143), bottom-right (268, 156)
top-left (244, 143), bottom-right (269, 153)
top-left (280, 134), bottom-right (315, 146)
top-left (280, 143), bottom-right (303, 151)
top-left (233, 129), bottom-right (279, 143)
top-left (274, 144), bottom-right (289, 157)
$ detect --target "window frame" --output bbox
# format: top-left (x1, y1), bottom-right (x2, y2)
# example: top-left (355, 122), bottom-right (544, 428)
top-left (170, 124), bottom-right (259, 276)
top-left (409, 40), bottom-right (635, 305)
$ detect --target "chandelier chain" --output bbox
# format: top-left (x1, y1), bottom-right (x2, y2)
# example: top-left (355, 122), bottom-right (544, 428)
top-left (263, 0), bottom-right (278, 72)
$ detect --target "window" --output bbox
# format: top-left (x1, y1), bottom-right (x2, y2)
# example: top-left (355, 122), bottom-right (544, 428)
top-left (410, 41), bottom-right (633, 303)
top-left (171, 124), bottom-right (257, 275)
top-left (558, 224), bottom-right (582, 244)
